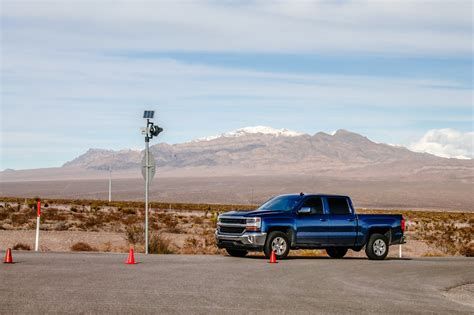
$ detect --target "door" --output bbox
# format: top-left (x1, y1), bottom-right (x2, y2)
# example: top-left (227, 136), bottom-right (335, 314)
top-left (295, 196), bottom-right (327, 245)
top-left (325, 197), bottom-right (357, 246)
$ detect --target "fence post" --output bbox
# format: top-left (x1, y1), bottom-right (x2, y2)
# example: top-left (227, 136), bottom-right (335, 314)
top-left (35, 199), bottom-right (41, 252)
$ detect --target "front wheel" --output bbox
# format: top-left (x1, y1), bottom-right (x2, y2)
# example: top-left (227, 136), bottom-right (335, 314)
top-left (365, 233), bottom-right (389, 260)
top-left (326, 247), bottom-right (348, 259)
top-left (225, 249), bottom-right (248, 257)
top-left (264, 231), bottom-right (290, 260)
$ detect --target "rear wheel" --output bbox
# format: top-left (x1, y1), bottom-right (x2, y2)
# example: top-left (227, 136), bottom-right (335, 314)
top-left (225, 249), bottom-right (248, 257)
top-left (264, 231), bottom-right (290, 260)
top-left (326, 247), bottom-right (348, 259)
top-left (365, 233), bottom-right (389, 260)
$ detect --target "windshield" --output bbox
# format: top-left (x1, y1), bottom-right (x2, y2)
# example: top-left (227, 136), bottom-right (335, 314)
top-left (257, 195), bottom-right (302, 212)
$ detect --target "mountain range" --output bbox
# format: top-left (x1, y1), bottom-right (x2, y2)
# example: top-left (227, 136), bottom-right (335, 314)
top-left (2, 127), bottom-right (472, 210)
top-left (58, 126), bottom-right (472, 181)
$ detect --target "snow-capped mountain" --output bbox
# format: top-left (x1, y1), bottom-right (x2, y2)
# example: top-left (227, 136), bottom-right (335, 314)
top-left (193, 126), bottom-right (306, 142)
top-left (56, 127), bottom-right (472, 182)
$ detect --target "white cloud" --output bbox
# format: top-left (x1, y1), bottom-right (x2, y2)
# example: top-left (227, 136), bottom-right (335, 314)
top-left (409, 129), bottom-right (473, 159)
top-left (1, 0), bottom-right (472, 169)
top-left (1, 0), bottom-right (472, 56)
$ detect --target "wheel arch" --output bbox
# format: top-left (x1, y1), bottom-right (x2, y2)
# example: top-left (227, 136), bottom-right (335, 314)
top-left (266, 226), bottom-right (295, 246)
top-left (365, 226), bottom-right (392, 245)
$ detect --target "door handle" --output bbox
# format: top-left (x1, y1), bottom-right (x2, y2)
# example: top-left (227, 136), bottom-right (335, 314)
top-left (347, 218), bottom-right (355, 222)
top-left (320, 218), bottom-right (327, 222)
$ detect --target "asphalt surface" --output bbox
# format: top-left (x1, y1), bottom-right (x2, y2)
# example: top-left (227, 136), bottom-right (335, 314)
top-left (1, 252), bottom-right (473, 314)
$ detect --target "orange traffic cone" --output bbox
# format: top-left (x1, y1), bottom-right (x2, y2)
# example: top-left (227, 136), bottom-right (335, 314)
top-left (269, 250), bottom-right (278, 264)
top-left (125, 248), bottom-right (137, 265)
top-left (4, 248), bottom-right (13, 264)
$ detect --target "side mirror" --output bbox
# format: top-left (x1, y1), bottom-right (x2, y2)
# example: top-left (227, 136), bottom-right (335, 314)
top-left (298, 207), bottom-right (312, 214)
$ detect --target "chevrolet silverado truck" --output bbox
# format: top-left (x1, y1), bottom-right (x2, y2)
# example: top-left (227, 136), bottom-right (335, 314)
top-left (216, 194), bottom-right (405, 260)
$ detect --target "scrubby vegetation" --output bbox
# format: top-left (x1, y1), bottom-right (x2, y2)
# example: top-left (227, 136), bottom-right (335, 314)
top-left (13, 243), bottom-right (31, 251)
top-left (0, 197), bottom-right (472, 256)
top-left (148, 234), bottom-right (174, 254)
top-left (71, 242), bottom-right (96, 252)
top-left (359, 209), bottom-right (473, 257)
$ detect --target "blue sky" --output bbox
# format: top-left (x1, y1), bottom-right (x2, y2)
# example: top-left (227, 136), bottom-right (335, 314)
top-left (1, 0), bottom-right (473, 170)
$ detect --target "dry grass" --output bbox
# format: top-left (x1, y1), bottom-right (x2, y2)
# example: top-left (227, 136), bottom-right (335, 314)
top-left (70, 242), bottom-right (96, 252)
top-left (1, 197), bottom-right (472, 256)
top-left (125, 225), bottom-right (145, 245)
top-left (148, 234), bottom-right (174, 254)
top-left (13, 243), bottom-right (31, 251)
top-left (0, 197), bottom-right (248, 213)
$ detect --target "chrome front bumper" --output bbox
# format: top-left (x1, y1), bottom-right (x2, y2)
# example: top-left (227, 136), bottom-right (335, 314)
top-left (215, 231), bottom-right (267, 246)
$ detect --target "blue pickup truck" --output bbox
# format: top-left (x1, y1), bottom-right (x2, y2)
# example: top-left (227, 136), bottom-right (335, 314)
top-left (216, 194), bottom-right (405, 260)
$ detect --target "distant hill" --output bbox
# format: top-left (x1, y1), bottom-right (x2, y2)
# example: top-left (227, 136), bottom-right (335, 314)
top-left (60, 126), bottom-right (472, 181)
top-left (2, 127), bottom-right (472, 210)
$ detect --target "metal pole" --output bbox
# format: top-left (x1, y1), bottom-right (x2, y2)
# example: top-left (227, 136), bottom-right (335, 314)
top-left (35, 200), bottom-right (41, 252)
top-left (108, 169), bottom-right (112, 202)
top-left (145, 136), bottom-right (150, 255)
top-left (399, 244), bottom-right (402, 258)
top-left (35, 217), bottom-right (40, 251)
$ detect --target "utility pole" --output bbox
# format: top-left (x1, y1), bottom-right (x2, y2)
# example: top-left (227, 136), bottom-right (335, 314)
top-left (141, 110), bottom-right (163, 254)
top-left (108, 167), bottom-right (112, 202)
top-left (145, 137), bottom-right (150, 254)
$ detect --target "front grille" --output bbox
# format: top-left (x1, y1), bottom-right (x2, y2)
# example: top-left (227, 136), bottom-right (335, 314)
top-left (219, 226), bottom-right (245, 234)
top-left (220, 218), bottom-right (246, 224)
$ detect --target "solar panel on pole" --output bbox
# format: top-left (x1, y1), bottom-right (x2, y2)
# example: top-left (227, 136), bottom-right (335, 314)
top-left (143, 111), bottom-right (154, 119)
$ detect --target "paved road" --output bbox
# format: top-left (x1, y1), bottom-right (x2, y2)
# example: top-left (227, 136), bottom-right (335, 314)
top-left (1, 252), bottom-right (473, 314)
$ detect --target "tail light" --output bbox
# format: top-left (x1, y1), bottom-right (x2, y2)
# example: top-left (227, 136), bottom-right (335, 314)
top-left (401, 217), bottom-right (406, 232)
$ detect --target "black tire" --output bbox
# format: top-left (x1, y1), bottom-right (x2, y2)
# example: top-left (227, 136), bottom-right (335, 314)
top-left (365, 233), bottom-right (389, 260)
top-left (225, 248), bottom-right (248, 257)
top-left (326, 247), bottom-right (348, 259)
top-left (264, 231), bottom-right (290, 260)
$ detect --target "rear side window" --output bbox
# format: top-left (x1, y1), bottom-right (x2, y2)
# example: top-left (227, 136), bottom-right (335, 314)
top-left (301, 197), bottom-right (323, 214)
top-left (327, 197), bottom-right (351, 215)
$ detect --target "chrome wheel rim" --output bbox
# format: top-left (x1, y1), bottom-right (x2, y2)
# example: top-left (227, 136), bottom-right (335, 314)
top-left (271, 237), bottom-right (287, 256)
top-left (373, 239), bottom-right (386, 256)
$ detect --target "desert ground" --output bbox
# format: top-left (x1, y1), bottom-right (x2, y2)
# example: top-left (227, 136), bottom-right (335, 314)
top-left (1, 175), bottom-right (473, 211)
top-left (0, 197), bottom-right (472, 258)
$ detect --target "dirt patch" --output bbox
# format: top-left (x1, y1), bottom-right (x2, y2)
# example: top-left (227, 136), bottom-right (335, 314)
top-left (0, 230), bottom-right (128, 253)
top-left (0, 198), bottom-right (472, 257)
top-left (443, 283), bottom-right (474, 308)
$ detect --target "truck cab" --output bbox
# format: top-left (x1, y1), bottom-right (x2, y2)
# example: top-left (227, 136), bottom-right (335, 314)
top-left (216, 194), bottom-right (405, 260)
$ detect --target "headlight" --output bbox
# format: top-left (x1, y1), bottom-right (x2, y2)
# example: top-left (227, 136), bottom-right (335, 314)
top-left (246, 217), bottom-right (261, 231)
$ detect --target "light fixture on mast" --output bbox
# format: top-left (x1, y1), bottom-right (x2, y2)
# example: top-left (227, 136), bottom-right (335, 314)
top-left (141, 110), bottom-right (163, 255)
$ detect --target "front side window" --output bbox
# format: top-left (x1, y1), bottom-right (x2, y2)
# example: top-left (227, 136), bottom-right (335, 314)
top-left (301, 197), bottom-right (324, 214)
top-left (258, 195), bottom-right (302, 212)
top-left (327, 197), bottom-right (351, 215)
